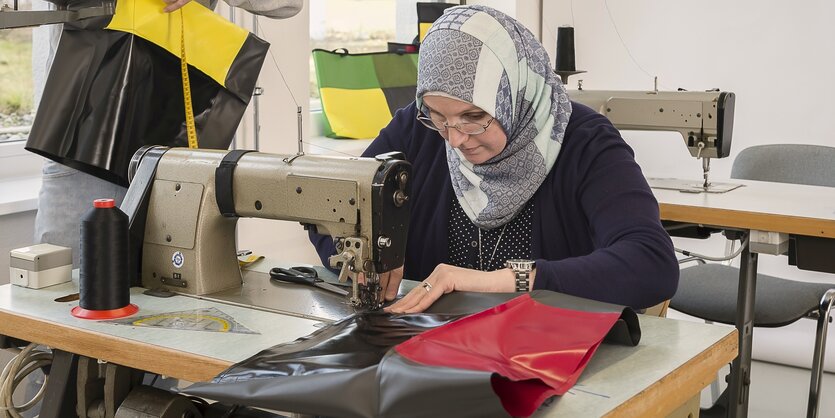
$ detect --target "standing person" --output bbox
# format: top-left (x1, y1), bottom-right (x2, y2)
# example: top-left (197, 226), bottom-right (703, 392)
top-left (33, 0), bottom-right (302, 267)
top-left (309, 5), bottom-right (679, 313)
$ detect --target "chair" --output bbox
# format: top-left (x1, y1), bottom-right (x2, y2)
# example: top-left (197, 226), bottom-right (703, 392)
top-left (644, 299), bottom-right (671, 317)
top-left (670, 144), bottom-right (835, 418)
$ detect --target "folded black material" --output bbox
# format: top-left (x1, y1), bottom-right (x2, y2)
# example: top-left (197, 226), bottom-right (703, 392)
top-left (184, 291), bottom-right (639, 418)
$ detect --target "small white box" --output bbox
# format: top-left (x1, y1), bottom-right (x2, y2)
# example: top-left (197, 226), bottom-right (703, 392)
top-left (749, 230), bottom-right (790, 255)
top-left (10, 244), bottom-right (72, 289)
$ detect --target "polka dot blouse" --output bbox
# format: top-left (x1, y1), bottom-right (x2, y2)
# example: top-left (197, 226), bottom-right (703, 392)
top-left (447, 197), bottom-right (533, 271)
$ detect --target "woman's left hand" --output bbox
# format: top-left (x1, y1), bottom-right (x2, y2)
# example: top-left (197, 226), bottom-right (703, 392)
top-left (384, 264), bottom-right (517, 313)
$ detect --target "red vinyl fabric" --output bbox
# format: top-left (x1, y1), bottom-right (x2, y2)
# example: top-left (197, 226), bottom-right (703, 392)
top-left (395, 293), bottom-right (622, 417)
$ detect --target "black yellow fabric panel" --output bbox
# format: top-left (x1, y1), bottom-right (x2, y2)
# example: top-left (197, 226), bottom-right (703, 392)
top-left (105, 0), bottom-right (248, 88)
top-left (418, 22), bottom-right (432, 43)
top-left (417, 2), bottom-right (456, 43)
top-left (313, 49), bottom-right (419, 139)
top-left (25, 0), bottom-right (269, 186)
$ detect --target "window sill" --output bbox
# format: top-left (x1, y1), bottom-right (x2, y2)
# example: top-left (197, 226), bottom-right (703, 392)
top-left (307, 135), bottom-right (374, 156)
top-left (0, 176), bottom-right (41, 216)
top-left (307, 109), bottom-right (375, 155)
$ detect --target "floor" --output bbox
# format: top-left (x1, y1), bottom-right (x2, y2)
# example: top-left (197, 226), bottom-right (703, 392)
top-left (697, 359), bottom-right (835, 417)
top-left (741, 361), bottom-right (835, 418)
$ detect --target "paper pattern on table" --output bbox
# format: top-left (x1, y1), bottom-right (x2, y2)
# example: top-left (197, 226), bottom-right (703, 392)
top-left (108, 307), bottom-right (259, 334)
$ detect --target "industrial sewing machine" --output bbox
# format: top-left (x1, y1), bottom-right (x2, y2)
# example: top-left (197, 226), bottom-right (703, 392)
top-left (570, 89), bottom-right (737, 192)
top-left (122, 145), bottom-right (411, 310)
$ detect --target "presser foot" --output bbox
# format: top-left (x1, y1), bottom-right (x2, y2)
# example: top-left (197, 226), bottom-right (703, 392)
top-left (351, 276), bottom-right (384, 311)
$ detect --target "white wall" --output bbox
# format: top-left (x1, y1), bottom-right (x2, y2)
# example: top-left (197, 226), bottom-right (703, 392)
top-left (0, 211), bottom-right (36, 285)
top-left (223, 3), bottom-right (322, 266)
top-left (542, 0), bottom-right (835, 371)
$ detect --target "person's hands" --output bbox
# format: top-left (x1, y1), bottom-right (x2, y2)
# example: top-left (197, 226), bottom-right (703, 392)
top-left (162, 0), bottom-right (193, 13)
top-left (384, 264), bottom-right (517, 314)
top-left (356, 266), bottom-right (404, 302)
top-left (379, 266), bottom-right (405, 301)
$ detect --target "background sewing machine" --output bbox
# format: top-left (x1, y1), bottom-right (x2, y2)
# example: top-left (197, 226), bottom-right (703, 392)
top-left (123, 145), bottom-right (411, 310)
top-left (570, 88), bottom-right (738, 193)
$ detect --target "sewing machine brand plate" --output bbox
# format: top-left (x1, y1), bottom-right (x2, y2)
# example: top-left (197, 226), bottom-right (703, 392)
top-left (648, 178), bottom-right (744, 194)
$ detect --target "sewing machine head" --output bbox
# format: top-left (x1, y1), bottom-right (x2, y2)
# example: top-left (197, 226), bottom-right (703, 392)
top-left (569, 89), bottom-right (735, 189)
top-left (569, 89), bottom-right (734, 159)
top-left (122, 146), bottom-right (411, 310)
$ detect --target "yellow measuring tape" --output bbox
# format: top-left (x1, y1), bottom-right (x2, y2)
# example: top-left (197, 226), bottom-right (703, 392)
top-left (180, 10), bottom-right (198, 149)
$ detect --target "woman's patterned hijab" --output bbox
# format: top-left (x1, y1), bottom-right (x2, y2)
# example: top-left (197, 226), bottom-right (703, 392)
top-left (416, 5), bottom-right (572, 230)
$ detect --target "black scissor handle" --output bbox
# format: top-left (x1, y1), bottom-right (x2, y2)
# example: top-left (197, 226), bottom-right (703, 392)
top-left (269, 266), bottom-right (319, 285)
top-left (290, 266), bottom-right (318, 277)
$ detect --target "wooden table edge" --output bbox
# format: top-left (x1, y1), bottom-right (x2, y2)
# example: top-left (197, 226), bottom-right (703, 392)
top-left (0, 308), bottom-right (232, 382)
top-left (660, 203), bottom-right (835, 238)
top-left (604, 328), bottom-right (738, 417)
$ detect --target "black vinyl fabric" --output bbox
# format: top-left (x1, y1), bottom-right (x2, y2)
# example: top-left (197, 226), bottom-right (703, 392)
top-left (26, 5), bottom-right (268, 187)
top-left (416, 2), bottom-right (456, 29)
top-left (215, 312), bottom-right (463, 382)
top-left (672, 263), bottom-right (833, 327)
top-left (184, 291), bottom-right (639, 418)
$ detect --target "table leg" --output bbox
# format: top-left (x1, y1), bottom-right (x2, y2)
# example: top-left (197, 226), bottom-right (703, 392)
top-left (728, 246), bottom-right (757, 418)
top-left (39, 349), bottom-right (78, 418)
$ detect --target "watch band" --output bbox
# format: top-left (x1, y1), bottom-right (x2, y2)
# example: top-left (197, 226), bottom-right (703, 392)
top-left (514, 270), bottom-right (530, 292)
top-left (506, 259), bottom-right (534, 292)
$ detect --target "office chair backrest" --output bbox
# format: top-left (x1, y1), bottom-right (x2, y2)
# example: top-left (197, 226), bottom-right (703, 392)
top-left (731, 144), bottom-right (835, 187)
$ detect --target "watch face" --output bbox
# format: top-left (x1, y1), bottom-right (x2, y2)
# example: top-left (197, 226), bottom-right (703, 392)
top-left (506, 259), bottom-right (535, 271)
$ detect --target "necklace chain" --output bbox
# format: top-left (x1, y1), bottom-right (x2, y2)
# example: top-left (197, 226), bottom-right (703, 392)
top-left (478, 224), bottom-right (508, 271)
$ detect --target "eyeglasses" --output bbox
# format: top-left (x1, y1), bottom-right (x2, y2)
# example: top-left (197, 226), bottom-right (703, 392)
top-left (416, 114), bottom-right (495, 135)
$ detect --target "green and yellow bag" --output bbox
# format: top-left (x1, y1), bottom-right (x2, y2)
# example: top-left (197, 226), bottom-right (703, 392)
top-left (312, 48), bottom-right (418, 139)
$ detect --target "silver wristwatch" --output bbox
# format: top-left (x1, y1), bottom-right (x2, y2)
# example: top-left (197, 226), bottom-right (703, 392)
top-left (505, 259), bottom-right (535, 292)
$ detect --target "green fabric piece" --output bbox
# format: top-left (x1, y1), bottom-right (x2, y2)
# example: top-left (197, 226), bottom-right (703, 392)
top-left (320, 107), bottom-right (336, 138)
top-left (373, 53), bottom-right (418, 88)
top-left (312, 50), bottom-right (379, 89)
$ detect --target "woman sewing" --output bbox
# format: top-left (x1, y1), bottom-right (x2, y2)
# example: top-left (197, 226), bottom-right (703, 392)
top-left (310, 5), bottom-right (679, 313)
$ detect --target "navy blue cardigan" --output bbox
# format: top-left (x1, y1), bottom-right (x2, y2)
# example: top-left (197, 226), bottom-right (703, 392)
top-left (310, 101), bottom-right (679, 309)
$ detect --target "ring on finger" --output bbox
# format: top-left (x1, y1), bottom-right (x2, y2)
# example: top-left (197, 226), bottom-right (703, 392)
top-left (422, 282), bottom-right (432, 292)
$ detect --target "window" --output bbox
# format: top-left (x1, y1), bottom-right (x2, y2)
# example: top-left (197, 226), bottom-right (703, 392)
top-left (309, 0), bottom-right (396, 103)
top-left (0, 0), bottom-right (44, 182)
top-left (0, 25), bottom-right (34, 145)
top-left (309, 0), bottom-right (456, 104)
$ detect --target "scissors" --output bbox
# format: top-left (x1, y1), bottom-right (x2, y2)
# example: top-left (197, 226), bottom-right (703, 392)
top-left (269, 266), bottom-right (349, 297)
